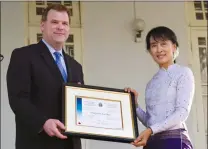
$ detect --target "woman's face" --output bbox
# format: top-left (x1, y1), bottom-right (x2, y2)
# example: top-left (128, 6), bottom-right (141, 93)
top-left (149, 36), bottom-right (176, 67)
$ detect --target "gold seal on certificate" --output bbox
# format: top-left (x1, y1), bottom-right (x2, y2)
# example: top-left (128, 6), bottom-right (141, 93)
top-left (62, 83), bottom-right (139, 143)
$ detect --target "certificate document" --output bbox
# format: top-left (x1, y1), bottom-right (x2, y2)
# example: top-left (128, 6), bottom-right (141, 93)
top-left (63, 84), bottom-right (139, 143)
top-left (76, 96), bottom-right (123, 130)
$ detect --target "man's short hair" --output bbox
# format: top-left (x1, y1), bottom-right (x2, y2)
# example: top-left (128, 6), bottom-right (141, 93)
top-left (41, 4), bottom-right (71, 23)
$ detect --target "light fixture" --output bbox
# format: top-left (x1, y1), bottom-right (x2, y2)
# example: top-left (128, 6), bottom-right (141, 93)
top-left (134, 18), bottom-right (145, 43)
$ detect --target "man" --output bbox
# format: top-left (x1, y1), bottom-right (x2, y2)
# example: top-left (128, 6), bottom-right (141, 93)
top-left (6, 4), bottom-right (83, 149)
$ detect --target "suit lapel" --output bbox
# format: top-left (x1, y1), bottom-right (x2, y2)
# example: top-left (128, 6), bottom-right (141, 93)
top-left (37, 41), bottom-right (64, 83)
top-left (63, 50), bottom-right (72, 82)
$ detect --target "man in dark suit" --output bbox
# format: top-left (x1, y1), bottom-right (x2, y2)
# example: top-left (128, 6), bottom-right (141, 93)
top-left (6, 4), bottom-right (83, 149)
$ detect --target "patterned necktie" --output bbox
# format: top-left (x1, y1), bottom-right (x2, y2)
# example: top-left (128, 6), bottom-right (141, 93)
top-left (53, 52), bottom-right (68, 83)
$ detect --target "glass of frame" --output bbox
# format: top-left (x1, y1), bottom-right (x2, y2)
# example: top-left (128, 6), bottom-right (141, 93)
top-left (62, 83), bottom-right (139, 143)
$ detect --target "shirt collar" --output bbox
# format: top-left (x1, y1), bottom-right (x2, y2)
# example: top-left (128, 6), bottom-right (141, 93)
top-left (42, 39), bottom-right (63, 57)
top-left (159, 63), bottom-right (179, 78)
top-left (160, 63), bottom-right (178, 72)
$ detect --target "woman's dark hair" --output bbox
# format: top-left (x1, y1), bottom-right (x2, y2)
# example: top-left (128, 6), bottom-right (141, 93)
top-left (145, 26), bottom-right (179, 63)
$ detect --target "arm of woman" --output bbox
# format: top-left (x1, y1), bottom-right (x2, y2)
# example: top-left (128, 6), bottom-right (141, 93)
top-left (149, 67), bottom-right (195, 134)
top-left (125, 87), bottom-right (148, 127)
top-left (136, 105), bottom-right (148, 127)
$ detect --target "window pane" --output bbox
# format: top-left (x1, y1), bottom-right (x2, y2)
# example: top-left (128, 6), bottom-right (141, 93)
top-left (36, 1), bottom-right (45, 6)
top-left (69, 8), bottom-right (73, 16)
top-left (202, 85), bottom-right (207, 94)
top-left (36, 7), bottom-right (45, 15)
top-left (204, 1), bottom-right (208, 11)
top-left (199, 47), bottom-right (207, 83)
top-left (64, 1), bottom-right (72, 6)
top-left (65, 45), bottom-right (74, 58)
top-left (196, 12), bottom-right (204, 20)
top-left (66, 35), bottom-right (74, 43)
top-left (37, 33), bottom-right (43, 42)
top-left (47, 1), bottom-right (61, 6)
top-left (198, 37), bottom-right (206, 45)
top-left (194, 1), bottom-right (202, 11)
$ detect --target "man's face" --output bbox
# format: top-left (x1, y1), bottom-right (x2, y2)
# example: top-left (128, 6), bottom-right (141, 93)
top-left (40, 9), bottom-right (70, 46)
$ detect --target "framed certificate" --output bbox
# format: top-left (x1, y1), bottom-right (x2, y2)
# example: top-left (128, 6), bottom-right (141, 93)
top-left (62, 83), bottom-right (139, 143)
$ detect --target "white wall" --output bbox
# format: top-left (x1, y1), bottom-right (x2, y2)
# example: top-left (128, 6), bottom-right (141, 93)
top-left (81, 1), bottom-right (203, 149)
top-left (1, 2), bottom-right (26, 149)
top-left (0, 1), bottom-right (205, 149)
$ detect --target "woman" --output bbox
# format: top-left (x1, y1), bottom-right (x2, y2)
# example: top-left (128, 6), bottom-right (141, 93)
top-left (125, 26), bottom-right (195, 149)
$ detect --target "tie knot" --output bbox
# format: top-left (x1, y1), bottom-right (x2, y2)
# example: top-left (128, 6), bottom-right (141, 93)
top-left (54, 52), bottom-right (61, 61)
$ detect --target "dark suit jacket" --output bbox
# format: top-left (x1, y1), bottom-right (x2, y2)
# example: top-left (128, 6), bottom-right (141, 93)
top-left (6, 40), bottom-right (84, 149)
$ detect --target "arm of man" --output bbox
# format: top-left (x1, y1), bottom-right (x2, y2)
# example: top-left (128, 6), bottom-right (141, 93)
top-left (6, 48), bottom-right (48, 134)
top-left (78, 63), bottom-right (84, 85)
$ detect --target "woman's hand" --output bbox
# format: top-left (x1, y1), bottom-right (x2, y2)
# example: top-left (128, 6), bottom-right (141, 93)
top-left (131, 128), bottom-right (152, 147)
top-left (124, 87), bottom-right (139, 107)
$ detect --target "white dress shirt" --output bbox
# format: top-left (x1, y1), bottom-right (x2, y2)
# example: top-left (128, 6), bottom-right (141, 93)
top-left (136, 64), bottom-right (195, 134)
top-left (42, 39), bottom-right (67, 74)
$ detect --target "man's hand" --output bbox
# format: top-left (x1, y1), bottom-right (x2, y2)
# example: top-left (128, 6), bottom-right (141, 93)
top-left (43, 119), bottom-right (67, 139)
top-left (131, 128), bottom-right (152, 147)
